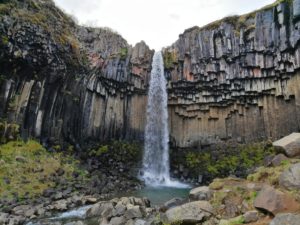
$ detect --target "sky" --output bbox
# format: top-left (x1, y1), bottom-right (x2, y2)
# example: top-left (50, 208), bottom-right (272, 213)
top-left (53, 0), bottom-right (275, 50)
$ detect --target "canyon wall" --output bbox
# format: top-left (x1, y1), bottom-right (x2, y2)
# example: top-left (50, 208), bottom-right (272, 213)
top-left (0, 0), bottom-right (153, 147)
top-left (164, 0), bottom-right (300, 147)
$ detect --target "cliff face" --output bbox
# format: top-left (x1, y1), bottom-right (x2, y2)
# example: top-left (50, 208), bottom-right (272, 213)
top-left (2, 0), bottom-right (300, 149)
top-left (164, 0), bottom-right (300, 147)
top-left (0, 0), bottom-right (153, 147)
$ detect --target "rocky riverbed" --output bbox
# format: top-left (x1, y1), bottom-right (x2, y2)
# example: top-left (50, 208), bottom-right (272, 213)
top-left (1, 134), bottom-right (300, 225)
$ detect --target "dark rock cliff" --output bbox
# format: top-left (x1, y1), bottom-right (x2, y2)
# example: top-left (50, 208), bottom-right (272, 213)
top-left (1, 0), bottom-right (300, 149)
top-left (164, 0), bottom-right (300, 147)
top-left (0, 0), bottom-right (153, 147)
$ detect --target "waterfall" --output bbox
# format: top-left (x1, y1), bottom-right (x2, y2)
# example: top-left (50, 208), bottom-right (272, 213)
top-left (141, 51), bottom-right (188, 188)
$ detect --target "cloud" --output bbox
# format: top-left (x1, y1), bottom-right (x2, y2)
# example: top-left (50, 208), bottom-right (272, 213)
top-left (169, 13), bottom-right (180, 21)
top-left (53, 0), bottom-right (275, 50)
top-left (54, 0), bottom-right (101, 15)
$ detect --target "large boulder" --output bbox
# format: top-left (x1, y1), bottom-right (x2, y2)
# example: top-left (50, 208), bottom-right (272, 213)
top-left (279, 163), bottom-right (300, 190)
top-left (160, 198), bottom-right (184, 212)
top-left (164, 201), bottom-right (214, 224)
top-left (273, 133), bottom-right (300, 157)
top-left (189, 186), bottom-right (212, 201)
top-left (254, 186), bottom-right (300, 215)
top-left (270, 213), bottom-right (300, 225)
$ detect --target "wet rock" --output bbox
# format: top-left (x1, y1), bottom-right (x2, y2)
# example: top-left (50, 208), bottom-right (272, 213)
top-left (189, 186), bottom-right (212, 201)
top-left (164, 201), bottom-right (214, 224)
top-left (254, 185), bottom-right (300, 215)
top-left (279, 163), bottom-right (300, 190)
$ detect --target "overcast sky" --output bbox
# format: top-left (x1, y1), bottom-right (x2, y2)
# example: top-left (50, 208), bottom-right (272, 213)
top-left (53, 0), bottom-right (275, 50)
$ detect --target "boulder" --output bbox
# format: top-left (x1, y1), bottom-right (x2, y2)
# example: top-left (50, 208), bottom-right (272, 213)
top-left (254, 185), bottom-right (300, 215)
top-left (110, 216), bottom-right (127, 225)
top-left (86, 202), bottom-right (114, 218)
top-left (271, 154), bottom-right (288, 167)
top-left (0, 213), bottom-right (9, 224)
top-left (164, 201), bottom-right (214, 224)
top-left (189, 186), bottom-right (212, 201)
top-left (112, 202), bottom-right (127, 216)
top-left (273, 133), bottom-right (300, 157)
top-left (279, 163), bottom-right (300, 190)
top-left (124, 205), bottom-right (143, 220)
top-left (243, 210), bottom-right (259, 223)
top-left (270, 213), bottom-right (300, 225)
top-left (160, 198), bottom-right (184, 212)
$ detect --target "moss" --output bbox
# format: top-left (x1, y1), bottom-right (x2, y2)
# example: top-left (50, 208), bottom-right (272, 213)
top-left (52, 145), bottom-right (61, 151)
top-left (0, 1), bottom-right (16, 15)
top-left (1, 35), bottom-right (8, 46)
top-left (196, 0), bottom-right (291, 34)
top-left (119, 47), bottom-right (128, 60)
top-left (247, 158), bottom-right (300, 186)
top-left (163, 50), bottom-right (178, 70)
top-left (184, 142), bottom-right (275, 179)
top-left (209, 178), bottom-right (224, 190)
top-left (88, 140), bottom-right (141, 162)
top-left (220, 216), bottom-right (245, 225)
top-left (0, 140), bottom-right (88, 200)
top-left (91, 145), bottom-right (109, 157)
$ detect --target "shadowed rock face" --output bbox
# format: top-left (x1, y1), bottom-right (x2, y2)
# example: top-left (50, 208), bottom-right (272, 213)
top-left (0, 0), bottom-right (153, 148)
top-left (164, 0), bottom-right (300, 147)
top-left (2, 0), bottom-right (300, 149)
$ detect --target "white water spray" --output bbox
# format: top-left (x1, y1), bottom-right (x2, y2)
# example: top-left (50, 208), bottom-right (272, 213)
top-left (141, 51), bottom-right (189, 188)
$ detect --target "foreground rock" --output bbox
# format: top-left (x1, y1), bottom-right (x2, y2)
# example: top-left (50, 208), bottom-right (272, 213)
top-left (279, 163), bottom-right (300, 190)
top-left (270, 213), bottom-right (300, 225)
top-left (164, 201), bottom-right (214, 224)
top-left (254, 185), bottom-right (300, 215)
top-left (273, 133), bottom-right (300, 157)
top-left (189, 186), bottom-right (212, 201)
top-left (86, 197), bottom-right (154, 224)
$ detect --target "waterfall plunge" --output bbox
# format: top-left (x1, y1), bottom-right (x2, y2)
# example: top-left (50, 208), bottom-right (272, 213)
top-left (141, 51), bottom-right (188, 188)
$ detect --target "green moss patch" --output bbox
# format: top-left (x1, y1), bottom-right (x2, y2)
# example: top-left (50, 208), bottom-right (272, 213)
top-left (0, 140), bottom-right (88, 201)
top-left (88, 140), bottom-right (141, 162)
top-left (183, 142), bottom-right (275, 179)
top-left (247, 158), bottom-right (300, 186)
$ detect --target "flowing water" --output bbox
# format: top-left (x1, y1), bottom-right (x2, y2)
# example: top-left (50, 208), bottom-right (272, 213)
top-left (141, 51), bottom-right (189, 188)
top-left (27, 52), bottom-right (191, 225)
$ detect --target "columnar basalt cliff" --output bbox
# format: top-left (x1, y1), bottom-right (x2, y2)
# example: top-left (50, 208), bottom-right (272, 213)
top-left (2, 0), bottom-right (300, 149)
top-left (0, 0), bottom-right (153, 147)
top-left (164, 0), bottom-right (300, 147)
